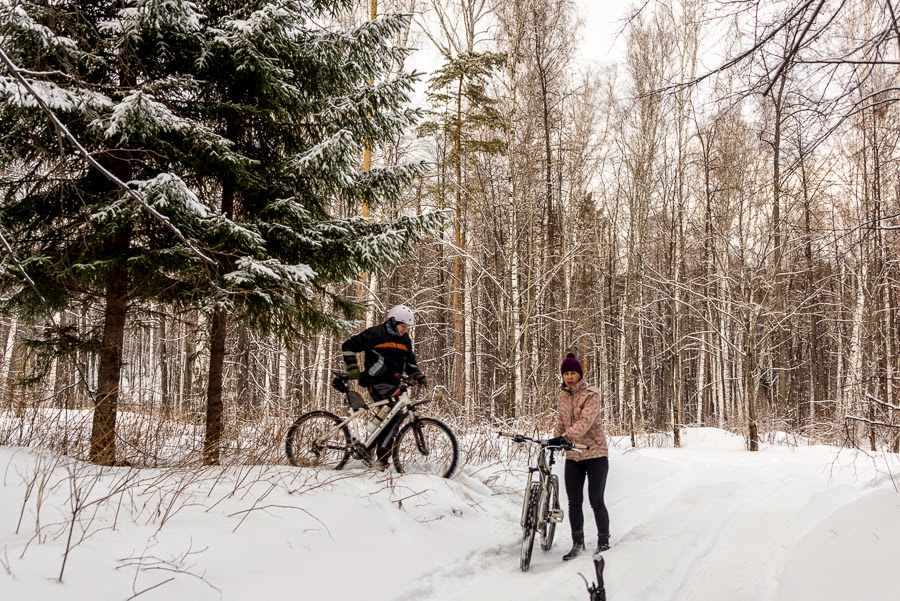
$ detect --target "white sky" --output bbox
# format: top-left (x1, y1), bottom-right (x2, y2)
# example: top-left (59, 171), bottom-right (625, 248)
top-left (574, 0), bottom-right (633, 67)
top-left (2, 424), bottom-right (899, 600)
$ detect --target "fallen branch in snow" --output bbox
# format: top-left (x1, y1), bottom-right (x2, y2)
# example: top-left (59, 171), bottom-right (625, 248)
top-left (392, 489), bottom-right (429, 510)
top-left (228, 503), bottom-right (330, 536)
top-left (117, 538), bottom-right (220, 598)
top-left (125, 577), bottom-right (175, 600)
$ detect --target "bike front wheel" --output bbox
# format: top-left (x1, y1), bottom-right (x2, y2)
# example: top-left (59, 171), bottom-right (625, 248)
top-left (285, 410), bottom-right (351, 469)
top-left (391, 417), bottom-right (459, 478)
top-left (540, 474), bottom-right (560, 551)
top-left (520, 482), bottom-right (541, 571)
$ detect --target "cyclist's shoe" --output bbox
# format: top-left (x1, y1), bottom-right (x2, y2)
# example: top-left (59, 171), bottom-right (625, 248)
top-left (562, 541), bottom-right (586, 561)
top-left (596, 540), bottom-right (610, 553)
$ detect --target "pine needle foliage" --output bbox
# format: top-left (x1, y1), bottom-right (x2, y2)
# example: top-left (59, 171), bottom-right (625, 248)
top-left (188, 0), bottom-right (444, 339)
top-left (0, 0), bottom-right (443, 345)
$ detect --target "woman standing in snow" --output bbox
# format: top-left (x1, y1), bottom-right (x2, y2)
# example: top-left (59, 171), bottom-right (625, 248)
top-left (546, 353), bottom-right (610, 560)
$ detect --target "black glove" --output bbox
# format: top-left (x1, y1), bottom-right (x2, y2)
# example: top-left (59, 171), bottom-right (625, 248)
top-left (412, 371), bottom-right (427, 388)
top-left (346, 364), bottom-right (361, 380)
top-left (546, 436), bottom-right (567, 447)
top-left (331, 376), bottom-right (349, 393)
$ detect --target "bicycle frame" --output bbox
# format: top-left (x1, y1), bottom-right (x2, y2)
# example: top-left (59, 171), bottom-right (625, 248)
top-left (318, 375), bottom-right (430, 459)
top-left (329, 394), bottom-right (410, 448)
top-left (286, 371), bottom-right (459, 478)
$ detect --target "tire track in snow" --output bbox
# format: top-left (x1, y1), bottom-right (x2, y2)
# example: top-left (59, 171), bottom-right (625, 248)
top-left (407, 451), bottom-right (842, 601)
top-left (405, 454), bottom-right (696, 601)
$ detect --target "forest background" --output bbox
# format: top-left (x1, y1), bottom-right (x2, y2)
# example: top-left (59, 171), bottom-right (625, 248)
top-left (2, 0), bottom-right (899, 466)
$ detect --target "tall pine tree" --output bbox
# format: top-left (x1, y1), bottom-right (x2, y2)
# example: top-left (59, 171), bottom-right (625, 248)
top-left (0, 0), bottom-right (254, 464)
top-left (0, 0), bottom-right (442, 464)
top-left (187, 0), bottom-right (440, 464)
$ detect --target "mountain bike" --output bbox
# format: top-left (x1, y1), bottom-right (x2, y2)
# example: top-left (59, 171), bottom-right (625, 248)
top-left (500, 432), bottom-right (585, 571)
top-left (285, 372), bottom-right (459, 478)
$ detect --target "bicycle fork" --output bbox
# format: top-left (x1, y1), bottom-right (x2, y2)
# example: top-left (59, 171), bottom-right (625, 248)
top-left (409, 416), bottom-right (430, 455)
top-left (546, 476), bottom-right (564, 524)
top-left (521, 469), bottom-right (535, 528)
top-left (537, 475), bottom-right (565, 527)
top-left (522, 470), bottom-right (564, 530)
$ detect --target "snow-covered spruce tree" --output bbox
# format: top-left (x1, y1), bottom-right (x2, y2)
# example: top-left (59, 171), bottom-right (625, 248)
top-left (0, 0), bottom-right (262, 464)
top-left (0, 1), bottom-right (442, 465)
top-left (189, 0), bottom-right (441, 464)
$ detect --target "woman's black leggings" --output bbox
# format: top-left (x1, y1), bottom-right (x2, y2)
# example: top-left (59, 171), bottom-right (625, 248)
top-left (564, 456), bottom-right (609, 543)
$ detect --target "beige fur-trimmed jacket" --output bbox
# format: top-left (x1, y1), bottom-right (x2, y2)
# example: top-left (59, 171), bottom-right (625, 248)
top-left (554, 379), bottom-right (608, 461)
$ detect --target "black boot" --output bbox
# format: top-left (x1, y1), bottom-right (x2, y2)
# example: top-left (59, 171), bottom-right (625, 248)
top-left (596, 537), bottom-right (610, 552)
top-left (562, 531), bottom-right (585, 561)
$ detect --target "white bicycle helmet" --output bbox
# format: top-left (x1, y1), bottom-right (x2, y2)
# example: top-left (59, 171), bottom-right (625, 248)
top-left (386, 304), bottom-right (415, 326)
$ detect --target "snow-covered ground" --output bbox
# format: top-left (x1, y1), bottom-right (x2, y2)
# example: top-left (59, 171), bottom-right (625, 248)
top-left (1, 427), bottom-right (898, 601)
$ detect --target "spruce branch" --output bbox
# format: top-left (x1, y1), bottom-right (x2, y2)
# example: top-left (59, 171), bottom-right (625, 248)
top-left (0, 44), bottom-right (215, 266)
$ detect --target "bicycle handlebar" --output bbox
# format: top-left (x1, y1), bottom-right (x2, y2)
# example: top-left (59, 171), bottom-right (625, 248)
top-left (331, 370), bottom-right (422, 387)
top-left (498, 431), bottom-right (588, 452)
top-left (331, 371), bottom-right (428, 403)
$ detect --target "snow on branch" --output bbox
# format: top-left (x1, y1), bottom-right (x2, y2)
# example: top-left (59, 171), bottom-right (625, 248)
top-left (223, 257), bottom-right (316, 294)
top-left (100, 90), bottom-right (190, 142)
top-left (844, 415), bottom-right (900, 430)
top-left (0, 46), bottom-right (214, 265)
top-left (0, 76), bottom-right (112, 113)
top-left (864, 393), bottom-right (900, 413)
top-left (288, 129), bottom-right (358, 184)
top-left (0, 1), bottom-right (79, 52)
top-left (131, 173), bottom-right (211, 219)
top-left (100, 0), bottom-right (202, 38)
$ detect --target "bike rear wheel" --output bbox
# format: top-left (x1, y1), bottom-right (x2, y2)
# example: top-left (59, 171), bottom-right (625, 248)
top-left (285, 410), bottom-right (351, 469)
top-left (392, 417), bottom-right (459, 478)
top-left (540, 474), bottom-right (559, 551)
top-left (520, 482), bottom-right (541, 571)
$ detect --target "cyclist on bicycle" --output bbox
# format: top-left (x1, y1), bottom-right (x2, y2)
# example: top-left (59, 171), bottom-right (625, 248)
top-left (341, 304), bottom-right (427, 464)
top-left (547, 352), bottom-right (610, 560)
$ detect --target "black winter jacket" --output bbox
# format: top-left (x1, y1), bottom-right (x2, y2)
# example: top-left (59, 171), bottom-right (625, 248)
top-left (341, 318), bottom-right (422, 386)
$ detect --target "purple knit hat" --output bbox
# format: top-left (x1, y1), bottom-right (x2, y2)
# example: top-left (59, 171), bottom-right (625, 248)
top-left (560, 353), bottom-right (584, 378)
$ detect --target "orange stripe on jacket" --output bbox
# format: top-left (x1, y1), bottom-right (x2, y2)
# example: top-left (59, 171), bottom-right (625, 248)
top-left (374, 341), bottom-right (408, 352)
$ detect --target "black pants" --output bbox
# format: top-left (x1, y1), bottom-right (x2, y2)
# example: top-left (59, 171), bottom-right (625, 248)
top-left (564, 457), bottom-right (610, 544)
top-left (368, 383), bottom-right (401, 454)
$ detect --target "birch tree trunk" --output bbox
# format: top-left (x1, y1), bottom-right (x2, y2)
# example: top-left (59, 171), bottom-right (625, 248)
top-left (1, 318), bottom-right (16, 404)
top-left (502, 0), bottom-right (527, 417)
top-left (159, 308), bottom-right (171, 417)
top-left (847, 260), bottom-right (867, 447)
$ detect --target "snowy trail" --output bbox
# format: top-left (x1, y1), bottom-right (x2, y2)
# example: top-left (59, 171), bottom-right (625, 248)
top-left (409, 433), bottom-right (894, 601)
top-left (2, 429), bottom-right (898, 601)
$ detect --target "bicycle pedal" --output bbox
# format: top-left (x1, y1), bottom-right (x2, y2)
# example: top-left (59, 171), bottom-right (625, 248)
top-left (549, 508), bottom-right (565, 523)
